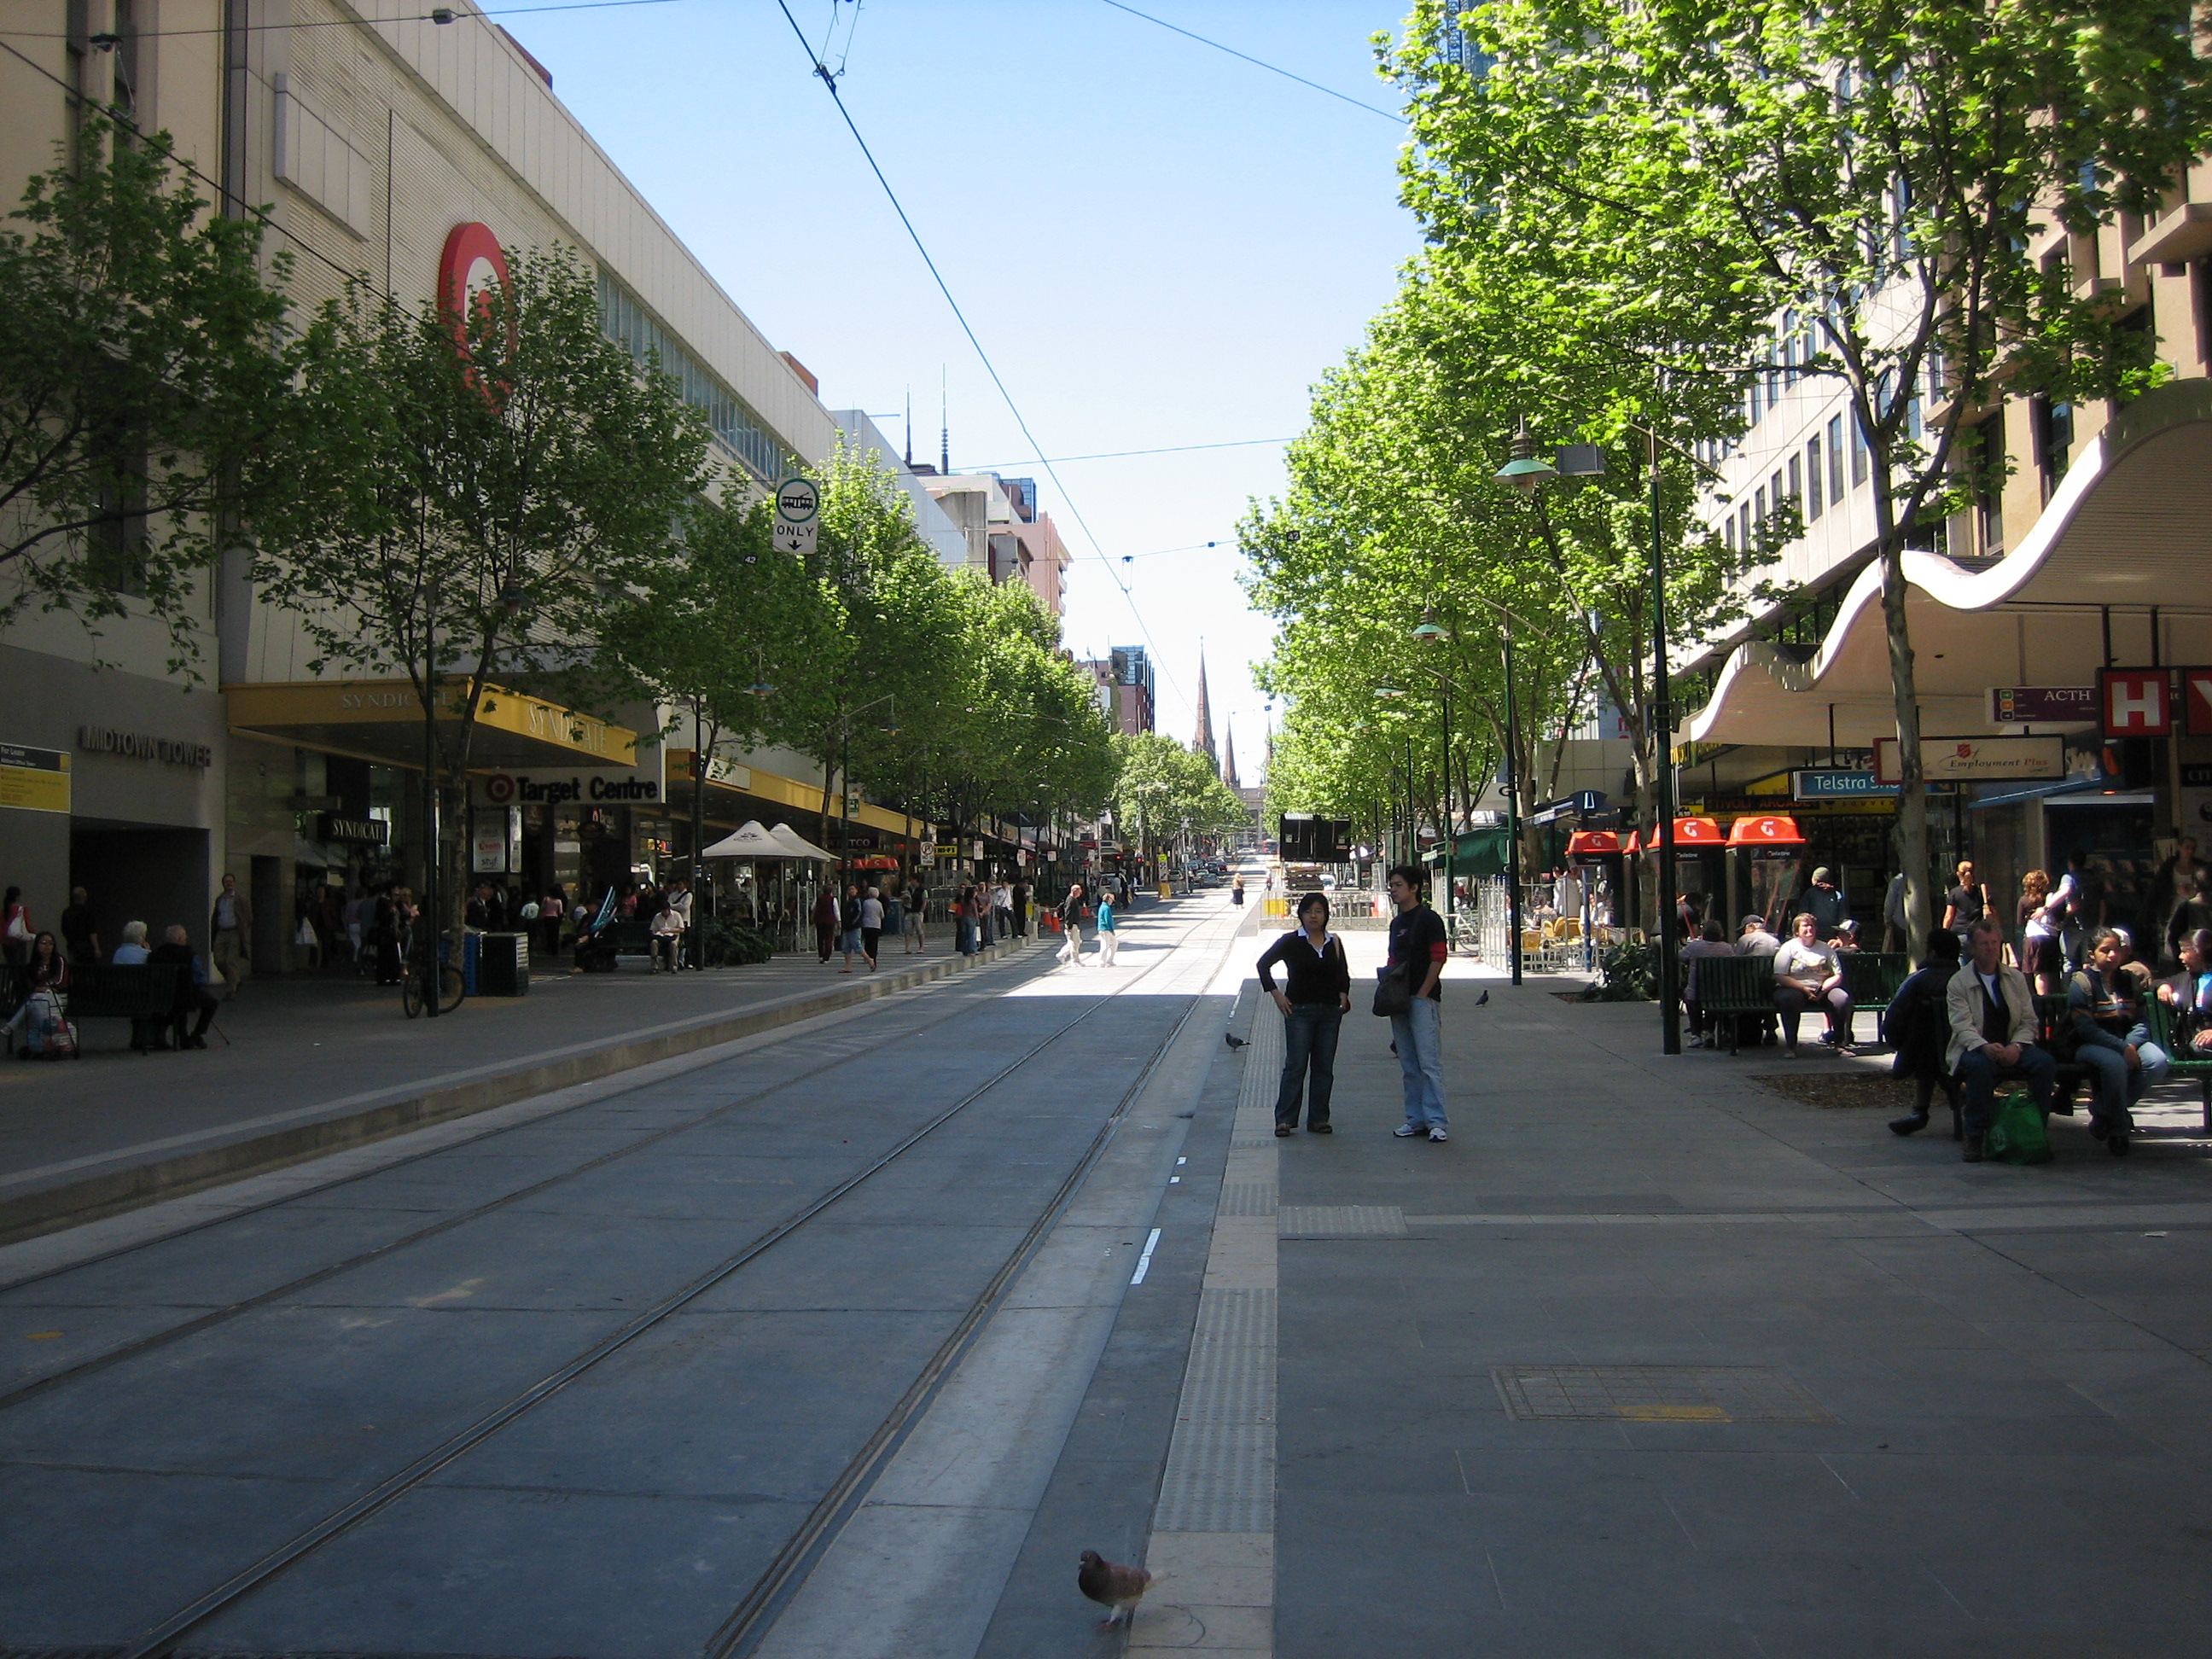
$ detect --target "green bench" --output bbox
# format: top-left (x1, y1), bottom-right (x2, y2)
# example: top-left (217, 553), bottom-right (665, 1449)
top-left (1691, 955), bottom-right (1780, 1054)
top-left (2031, 994), bottom-right (2093, 1117)
top-left (2142, 999), bottom-right (2212, 1132)
top-left (1841, 952), bottom-right (1910, 1018)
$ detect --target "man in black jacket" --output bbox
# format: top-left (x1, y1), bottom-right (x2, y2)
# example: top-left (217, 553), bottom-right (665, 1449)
top-left (148, 925), bottom-right (218, 1050)
top-left (1385, 864), bottom-right (1451, 1142)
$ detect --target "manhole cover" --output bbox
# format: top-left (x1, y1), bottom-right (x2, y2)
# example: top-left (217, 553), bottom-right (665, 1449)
top-left (1493, 1364), bottom-right (1833, 1423)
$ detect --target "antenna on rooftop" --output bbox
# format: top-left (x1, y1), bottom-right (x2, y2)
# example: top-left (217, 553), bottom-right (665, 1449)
top-left (940, 366), bottom-right (950, 476)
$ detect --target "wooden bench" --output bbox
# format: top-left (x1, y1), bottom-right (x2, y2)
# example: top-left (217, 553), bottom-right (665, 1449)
top-left (1693, 955), bottom-right (1780, 1054)
top-left (2142, 999), bottom-right (2212, 1132)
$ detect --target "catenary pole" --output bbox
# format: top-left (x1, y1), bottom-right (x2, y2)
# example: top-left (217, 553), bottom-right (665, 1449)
top-left (1650, 429), bottom-right (1682, 1056)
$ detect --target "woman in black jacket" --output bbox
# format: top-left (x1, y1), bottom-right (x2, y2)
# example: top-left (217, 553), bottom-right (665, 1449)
top-left (1885, 927), bottom-right (1965, 1139)
top-left (1257, 893), bottom-right (1353, 1136)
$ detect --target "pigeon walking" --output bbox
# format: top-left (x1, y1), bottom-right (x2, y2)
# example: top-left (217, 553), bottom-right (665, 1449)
top-left (1224, 1032), bottom-right (1248, 1050)
top-left (1476, 990), bottom-right (1489, 1006)
top-left (1077, 1548), bottom-right (1152, 1629)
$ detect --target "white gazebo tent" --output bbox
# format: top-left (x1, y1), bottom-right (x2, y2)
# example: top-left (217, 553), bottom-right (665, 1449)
top-left (769, 822), bottom-right (839, 863)
top-left (699, 820), bottom-right (792, 861)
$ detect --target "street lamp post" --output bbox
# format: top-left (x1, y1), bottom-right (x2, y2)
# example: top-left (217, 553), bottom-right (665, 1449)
top-left (1645, 430), bottom-right (1682, 1057)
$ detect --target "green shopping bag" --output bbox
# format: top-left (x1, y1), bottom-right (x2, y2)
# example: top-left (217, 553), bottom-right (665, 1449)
top-left (1987, 1088), bottom-right (2052, 1165)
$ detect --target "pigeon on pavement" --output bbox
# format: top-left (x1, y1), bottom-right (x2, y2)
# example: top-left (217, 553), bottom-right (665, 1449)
top-left (1077, 1549), bottom-right (1153, 1629)
top-left (1476, 990), bottom-right (1489, 1005)
top-left (1224, 1032), bottom-right (1249, 1049)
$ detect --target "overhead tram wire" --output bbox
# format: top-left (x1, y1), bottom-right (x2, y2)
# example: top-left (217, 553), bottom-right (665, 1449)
top-left (968, 437), bottom-right (1291, 468)
top-left (1096, 0), bottom-right (1403, 123)
top-left (768, 0), bottom-right (1190, 708)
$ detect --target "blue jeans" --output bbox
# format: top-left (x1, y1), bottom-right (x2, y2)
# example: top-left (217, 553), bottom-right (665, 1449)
top-left (2128, 1023), bottom-right (2172, 1088)
top-left (1275, 1004), bottom-right (1343, 1127)
top-left (1389, 997), bottom-right (1447, 1129)
top-left (1957, 1045), bottom-right (2057, 1136)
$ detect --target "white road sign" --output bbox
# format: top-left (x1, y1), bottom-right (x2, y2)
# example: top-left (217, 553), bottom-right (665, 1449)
top-left (774, 477), bottom-right (819, 556)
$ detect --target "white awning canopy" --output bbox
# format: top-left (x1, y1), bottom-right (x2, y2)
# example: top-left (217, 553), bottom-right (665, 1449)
top-left (767, 822), bottom-right (839, 862)
top-left (699, 820), bottom-right (792, 859)
top-left (1685, 380), bottom-right (2212, 749)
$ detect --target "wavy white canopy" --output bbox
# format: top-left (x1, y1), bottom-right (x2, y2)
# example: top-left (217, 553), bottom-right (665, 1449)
top-left (1684, 380), bottom-right (2212, 749)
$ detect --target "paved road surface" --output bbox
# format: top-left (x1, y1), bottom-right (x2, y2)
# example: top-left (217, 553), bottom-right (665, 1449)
top-left (0, 891), bottom-right (1247, 1656)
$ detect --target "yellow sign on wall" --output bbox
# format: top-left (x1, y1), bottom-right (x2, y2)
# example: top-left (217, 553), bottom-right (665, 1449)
top-left (0, 743), bottom-right (70, 813)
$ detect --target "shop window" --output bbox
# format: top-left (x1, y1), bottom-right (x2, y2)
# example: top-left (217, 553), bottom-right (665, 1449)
top-left (2032, 394), bottom-right (2073, 501)
top-left (88, 431), bottom-right (149, 597)
top-left (1975, 410), bottom-right (2005, 542)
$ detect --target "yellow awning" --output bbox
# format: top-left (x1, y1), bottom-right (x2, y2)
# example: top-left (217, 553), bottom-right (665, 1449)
top-left (225, 680), bottom-right (635, 768)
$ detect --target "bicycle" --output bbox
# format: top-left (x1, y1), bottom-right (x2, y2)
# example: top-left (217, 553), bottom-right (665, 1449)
top-left (399, 929), bottom-right (466, 1017)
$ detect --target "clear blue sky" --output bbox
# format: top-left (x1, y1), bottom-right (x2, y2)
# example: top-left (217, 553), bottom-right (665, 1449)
top-left (511, 0), bottom-right (1421, 774)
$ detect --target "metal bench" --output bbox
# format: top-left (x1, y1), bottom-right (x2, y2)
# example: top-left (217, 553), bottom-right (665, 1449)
top-left (1693, 956), bottom-right (1780, 1054)
top-left (2142, 999), bottom-right (2212, 1132)
top-left (9, 963), bottom-right (181, 1052)
top-left (1841, 952), bottom-right (1911, 1022)
top-left (2031, 994), bottom-right (2091, 1117)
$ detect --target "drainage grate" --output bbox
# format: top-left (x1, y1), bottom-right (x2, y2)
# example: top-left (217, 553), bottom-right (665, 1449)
top-left (1278, 1204), bottom-right (1406, 1237)
top-left (1493, 1365), bottom-right (1834, 1424)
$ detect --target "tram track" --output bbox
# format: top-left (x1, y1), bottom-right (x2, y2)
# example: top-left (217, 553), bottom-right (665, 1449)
top-left (16, 901), bottom-right (1238, 1659)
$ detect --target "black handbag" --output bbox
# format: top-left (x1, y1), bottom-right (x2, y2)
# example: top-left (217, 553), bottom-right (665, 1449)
top-left (1371, 961), bottom-right (1412, 1019)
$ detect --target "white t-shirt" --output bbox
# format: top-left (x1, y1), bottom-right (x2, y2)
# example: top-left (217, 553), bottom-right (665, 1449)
top-left (1772, 938), bottom-right (1838, 984)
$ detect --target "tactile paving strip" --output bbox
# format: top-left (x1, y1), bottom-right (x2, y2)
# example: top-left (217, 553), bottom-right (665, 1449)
top-left (1493, 1364), bottom-right (1834, 1424)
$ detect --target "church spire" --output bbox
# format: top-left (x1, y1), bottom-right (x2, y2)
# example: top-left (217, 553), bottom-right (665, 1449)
top-left (1192, 650), bottom-right (1217, 765)
top-left (1221, 717), bottom-right (1238, 788)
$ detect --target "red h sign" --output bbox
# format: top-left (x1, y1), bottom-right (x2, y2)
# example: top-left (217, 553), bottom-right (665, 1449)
top-left (2100, 668), bottom-right (2171, 737)
top-left (2183, 667), bottom-right (2212, 738)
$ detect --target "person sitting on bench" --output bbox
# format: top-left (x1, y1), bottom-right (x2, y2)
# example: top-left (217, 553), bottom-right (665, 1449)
top-left (1946, 917), bottom-right (2054, 1162)
top-left (149, 925), bottom-right (218, 1051)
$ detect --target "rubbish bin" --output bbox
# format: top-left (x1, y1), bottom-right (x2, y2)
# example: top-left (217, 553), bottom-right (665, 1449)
top-left (476, 932), bottom-right (530, 997)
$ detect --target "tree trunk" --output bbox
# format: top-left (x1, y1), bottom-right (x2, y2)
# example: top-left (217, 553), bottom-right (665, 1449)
top-left (1878, 544), bottom-right (1932, 958)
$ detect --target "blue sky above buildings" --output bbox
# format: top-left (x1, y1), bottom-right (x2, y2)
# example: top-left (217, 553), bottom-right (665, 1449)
top-left (510, 0), bottom-right (1419, 770)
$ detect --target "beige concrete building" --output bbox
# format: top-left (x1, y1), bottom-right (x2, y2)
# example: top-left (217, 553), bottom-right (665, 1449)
top-left (917, 470), bottom-right (1072, 616)
top-left (0, 0), bottom-right (926, 965)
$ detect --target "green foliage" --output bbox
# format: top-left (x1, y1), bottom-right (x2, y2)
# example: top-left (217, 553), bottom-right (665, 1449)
top-left (1587, 937), bottom-right (1655, 1002)
top-left (1384, 0), bottom-right (2212, 946)
top-left (735, 432), bottom-right (1116, 843)
top-left (0, 118), bottom-right (294, 670)
top-left (250, 244), bottom-right (713, 928)
top-left (1112, 732), bottom-right (1250, 850)
top-left (701, 917), bottom-right (776, 967)
top-left (1245, 271), bottom-right (1773, 848)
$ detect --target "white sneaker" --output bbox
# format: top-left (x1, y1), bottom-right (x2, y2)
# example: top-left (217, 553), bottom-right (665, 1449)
top-left (1428, 1126), bottom-right (1449, 1143)
top-left (1393, 1124), bottom-right (1424, 1138)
